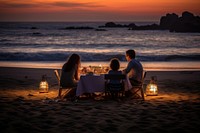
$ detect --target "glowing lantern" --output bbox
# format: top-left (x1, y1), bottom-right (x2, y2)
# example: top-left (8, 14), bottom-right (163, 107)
top-left (39, 75), bottom-right (48, 93)
top-left (146, 76), bottom-right (158, 96)
top-left (99, 64), bottom-right (102, 68)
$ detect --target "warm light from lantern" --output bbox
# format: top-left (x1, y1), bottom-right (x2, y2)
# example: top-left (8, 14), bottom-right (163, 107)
top-left (39, 81), bottom-right (48, 93)
top-left (39, 75), bottom-right (49, 93)
top-left (150, 84), bottom-right (157, 93)
top-left (146, 76), bottom-right (158, 96)
top-left (146, 83), bottom-right (158, 96)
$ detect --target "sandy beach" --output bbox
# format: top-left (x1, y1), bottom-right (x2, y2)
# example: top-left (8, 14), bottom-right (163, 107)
top-left (0, 67), bottom-right (200, 133)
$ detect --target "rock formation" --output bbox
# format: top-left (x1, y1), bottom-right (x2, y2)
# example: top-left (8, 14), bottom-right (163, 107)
top-left (160, 11), bottom-right (200, 32)
top-left (99, 11), bottom-right (200, 32)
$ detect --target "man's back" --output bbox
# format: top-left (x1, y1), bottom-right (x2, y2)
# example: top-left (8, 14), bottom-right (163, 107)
top-left (125, 59), bottom-right (143, 82)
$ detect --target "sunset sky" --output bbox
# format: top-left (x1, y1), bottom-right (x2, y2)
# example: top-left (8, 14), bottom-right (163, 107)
top-left (0, 0), bottom-right (199, 22)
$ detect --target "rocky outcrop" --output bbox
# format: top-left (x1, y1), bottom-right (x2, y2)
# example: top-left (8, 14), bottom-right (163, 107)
top-left (99, 11), bottom-right (200, 32)
top-left (160, 13), bottom-right (179, 30)
top-left (129, 24), bottom-right (160, 30)
top-left (99, 22), bottom-right (128, 28)
top-left (63, 26), bottom-right (94, 30)
top-left (160, 11), bottom-right (200, 32)
top-left (99, 22), bottom-right (160, 30)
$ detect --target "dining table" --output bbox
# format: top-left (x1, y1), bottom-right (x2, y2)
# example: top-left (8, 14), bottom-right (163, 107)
top-left (76, 74), bottom-right (132, 96)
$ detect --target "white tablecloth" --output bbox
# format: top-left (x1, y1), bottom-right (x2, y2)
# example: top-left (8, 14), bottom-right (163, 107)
top-left (76, 74), bottom-right (132, 96)
top-left (76, 74), bottom-right (105, 96)
top-left (124, 76), bottom-right (132, 91)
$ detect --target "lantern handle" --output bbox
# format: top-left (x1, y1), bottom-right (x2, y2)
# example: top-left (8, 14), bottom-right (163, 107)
top-left (42, 74), bottom-right (47, 81)
top-left (151, 76), bottom-right (157, 81)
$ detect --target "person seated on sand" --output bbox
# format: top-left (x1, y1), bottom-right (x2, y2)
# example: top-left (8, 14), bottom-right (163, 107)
top-left (107, 58), bottom-right (124, 98)
top-left (58, 53), bottom-right (81, 100)
top-left (108, 58), bottom-right (123, 80)
top-left (123, 49), bottom-right (143, 96)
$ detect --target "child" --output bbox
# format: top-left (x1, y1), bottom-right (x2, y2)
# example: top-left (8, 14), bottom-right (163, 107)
top-left (107, 58), bottom-right (124, 98)
top-left (108, 58), bottom-right (122, 81)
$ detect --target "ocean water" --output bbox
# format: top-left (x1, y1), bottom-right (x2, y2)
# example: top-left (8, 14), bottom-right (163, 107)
top-left (0, 22), bottom-right (200, 70)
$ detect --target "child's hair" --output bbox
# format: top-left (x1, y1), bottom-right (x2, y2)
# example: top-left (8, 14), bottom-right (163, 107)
top-left (110, 58), bottom-right (120, 71)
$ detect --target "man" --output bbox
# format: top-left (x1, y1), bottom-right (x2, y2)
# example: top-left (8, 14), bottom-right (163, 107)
top-left (123, 49), bottom-right (143, 86)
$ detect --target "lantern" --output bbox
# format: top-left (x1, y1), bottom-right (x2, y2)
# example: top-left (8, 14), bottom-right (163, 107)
top-left (39, 75), bottom-right (49, 93)
top-left (146, 76), bottom-right (158, 96)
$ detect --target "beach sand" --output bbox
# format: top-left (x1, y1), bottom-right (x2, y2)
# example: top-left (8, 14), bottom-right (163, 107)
top-left (0, 67), bottom-right (200, 133)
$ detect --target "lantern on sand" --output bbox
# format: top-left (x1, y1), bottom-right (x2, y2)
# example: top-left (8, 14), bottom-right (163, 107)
top-left (146, 76), bottom-right (158, 96)
top-left (39, 75), bottom-right (49, 93)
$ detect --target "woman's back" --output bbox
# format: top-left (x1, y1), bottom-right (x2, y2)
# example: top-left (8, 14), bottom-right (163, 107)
top-left (60, 64), bottom-right (78, 87)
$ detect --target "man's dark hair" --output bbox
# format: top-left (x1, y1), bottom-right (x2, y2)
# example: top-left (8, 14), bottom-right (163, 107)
top-left (126, 49), bottom-right (135, 59)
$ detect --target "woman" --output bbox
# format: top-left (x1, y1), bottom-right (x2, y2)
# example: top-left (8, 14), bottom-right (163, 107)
top-left (58, 53), bottom-right (81, 99)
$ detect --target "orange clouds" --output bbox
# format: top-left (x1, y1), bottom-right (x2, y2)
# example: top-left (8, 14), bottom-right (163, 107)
top-left (0, 0), bottom-right (199, 21)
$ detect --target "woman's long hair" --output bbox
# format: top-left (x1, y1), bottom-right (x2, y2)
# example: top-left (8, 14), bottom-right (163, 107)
top-left (63, 54), bottom-right (81, 72)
